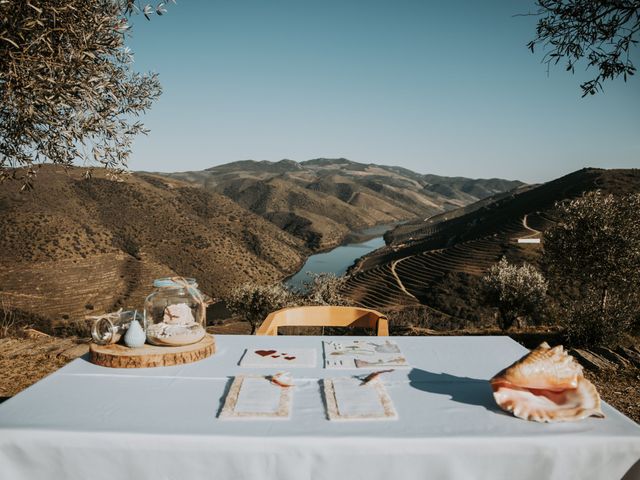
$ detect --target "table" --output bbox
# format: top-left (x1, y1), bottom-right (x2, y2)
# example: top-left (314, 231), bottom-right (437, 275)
top-left (0, 335), bottom-right (639, 480)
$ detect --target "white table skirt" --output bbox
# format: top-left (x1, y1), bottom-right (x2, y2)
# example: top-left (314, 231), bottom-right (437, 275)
top-left (0, 335), bottom-right (639, 480)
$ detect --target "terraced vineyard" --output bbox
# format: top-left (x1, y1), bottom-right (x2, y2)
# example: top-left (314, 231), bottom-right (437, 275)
top-left (342, 168), bottom-right (640, 313)
top-left (341, 263), bottom-right (420, 310)
top-left (343, 219), bottom-right (546, 310)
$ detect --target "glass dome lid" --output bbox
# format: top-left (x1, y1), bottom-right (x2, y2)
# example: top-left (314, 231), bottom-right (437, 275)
top-left (153, 277), bottom-right (198, 288)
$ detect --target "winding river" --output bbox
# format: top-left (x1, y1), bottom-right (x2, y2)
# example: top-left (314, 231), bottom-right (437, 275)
top-left (285, 224), bottom-right (392, 291)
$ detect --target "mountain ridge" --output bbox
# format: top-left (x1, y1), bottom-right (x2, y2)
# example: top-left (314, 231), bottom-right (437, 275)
top-left (158, 158), bottom-right (523, 250)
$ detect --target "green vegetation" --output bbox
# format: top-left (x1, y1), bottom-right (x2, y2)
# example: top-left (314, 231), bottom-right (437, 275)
top-left (302, 273), bottom-right (350, 306)
top-left (544, 191), bottom-right (640, 347)
top-left (0, 1), bottom-right (171, 188)
top-left (226, 274), bottom-right (354, 333)
top-left (481, 258), bottom-right (548, 330)
top-left (226, 284), bottom-right (298, 335)
top-left (528, 0), bottom-right (640, 96)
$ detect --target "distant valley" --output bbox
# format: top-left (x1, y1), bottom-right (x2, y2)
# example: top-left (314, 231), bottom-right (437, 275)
top-left (157, 158), bottom-right (523, 251)
top-left (1, 160), bottom-right (638, 332)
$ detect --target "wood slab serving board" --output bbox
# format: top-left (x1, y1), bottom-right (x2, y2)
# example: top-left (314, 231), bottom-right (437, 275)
top-left (90, 335), bottom-right (215, 368)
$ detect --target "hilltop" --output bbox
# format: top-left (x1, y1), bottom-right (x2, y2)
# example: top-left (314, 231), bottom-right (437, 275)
top-left (0, 166), bottom-right (305, 329)
top-left (158, 158), bottom-right (523, 250)
top-left (342, 168), bottom-right (640, 322)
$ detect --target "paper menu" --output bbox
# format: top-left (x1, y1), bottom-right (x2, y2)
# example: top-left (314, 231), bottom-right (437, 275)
top-left (323, 340), bottom-right (409, 369)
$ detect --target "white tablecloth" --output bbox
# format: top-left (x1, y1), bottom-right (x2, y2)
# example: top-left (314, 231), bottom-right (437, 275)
top-left (0, 335), bottom-right (639, 480)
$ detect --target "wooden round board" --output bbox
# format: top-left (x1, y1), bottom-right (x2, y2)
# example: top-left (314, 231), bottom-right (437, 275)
top-left (90, 335), bottom-right (215, 368)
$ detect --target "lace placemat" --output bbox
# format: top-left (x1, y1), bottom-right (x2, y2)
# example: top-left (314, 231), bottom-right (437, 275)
top-left (219, 375), bottom-right (292, 420)
top-left (323, 376), bottom-right (397, 421)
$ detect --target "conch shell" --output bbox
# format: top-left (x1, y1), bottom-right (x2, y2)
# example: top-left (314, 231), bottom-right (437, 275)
top-left (490, 342), bottom-right (604, 423)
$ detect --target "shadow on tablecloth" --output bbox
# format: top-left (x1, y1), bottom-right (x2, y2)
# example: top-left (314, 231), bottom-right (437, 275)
top-left (622, 458), bottom-right (640, 480)
top-left (408, 368), bottom-right (506, 415)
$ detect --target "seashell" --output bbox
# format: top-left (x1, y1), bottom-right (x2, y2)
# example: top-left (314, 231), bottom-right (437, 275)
top-left (490, 342), bottom-right (604, 423)
top-left (145, 322), bottom-right (205, 346)
top-left (163, 303), bottom-right (195, 325)
top-left (492, 342), bottom-right (582, 391)
top-left (269, 372), bottom-right (294, 388)
top-left (360, 369), bottom-right (395, 386)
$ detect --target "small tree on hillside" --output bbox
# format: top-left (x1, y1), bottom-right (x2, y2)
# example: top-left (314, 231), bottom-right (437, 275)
top-left (302, 273), bottom-right (351, 306)
top-left (481, 258), bottom-right (548, 330)
top-left (544, 191), bottom-right (640, 346)
top-left (226, 283), bottom-right (299, 334)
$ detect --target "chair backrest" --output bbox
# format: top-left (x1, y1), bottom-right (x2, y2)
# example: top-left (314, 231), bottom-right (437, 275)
top-left (256, 305), bottom-right (389, 336)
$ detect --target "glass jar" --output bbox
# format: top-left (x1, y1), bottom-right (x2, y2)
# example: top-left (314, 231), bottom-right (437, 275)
top-left (144, 277), bottom-right (207, 346)
top-left (90, 310), bottom-right (143, 345)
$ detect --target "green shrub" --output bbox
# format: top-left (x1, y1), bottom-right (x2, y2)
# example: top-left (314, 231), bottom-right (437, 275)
top-left (544, 191), bottom-right (640, 347)
top-left (226, 283), bottom-right (299, 334)
top-left (481, 258), bottom-right (548, 330)
top-left (302, 273), bottom-right (351, 306)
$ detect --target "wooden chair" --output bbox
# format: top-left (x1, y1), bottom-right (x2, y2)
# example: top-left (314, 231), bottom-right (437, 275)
top-left (256, 305), bottom-right (389, 336)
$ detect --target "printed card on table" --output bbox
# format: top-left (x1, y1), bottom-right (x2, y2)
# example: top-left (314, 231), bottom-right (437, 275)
top-left (323, 340), bottom-right (409, 369)
top-left (239, 348), bottom-right (317, 368)
top-left (219, 375), bottom-right (291, 420)
top-left (323, 376), bottom-right (397, 421)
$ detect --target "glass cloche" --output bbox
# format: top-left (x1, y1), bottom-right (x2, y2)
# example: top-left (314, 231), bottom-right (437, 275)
top-left (144, 277), bottom-right (207, 346)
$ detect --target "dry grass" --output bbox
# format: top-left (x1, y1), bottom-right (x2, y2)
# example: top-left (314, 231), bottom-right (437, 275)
top-left (0, 296), bottom-right (16, 338)
top-left (0, 336), bottom-right (86, 400)
top-left (586, 369), bottom-right (640, 423)
top-left (0, 165), bottom-right (306, 327)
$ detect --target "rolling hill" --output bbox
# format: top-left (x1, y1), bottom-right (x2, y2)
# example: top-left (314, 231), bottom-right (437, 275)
top-left (0, 166), bottom-right (306, 329)
top-left (159, 158), bottom-right (523, 250)
top-left (0, 159), bottom-right (522, 328)
top-left (341, 168), bottom-right (640, 322)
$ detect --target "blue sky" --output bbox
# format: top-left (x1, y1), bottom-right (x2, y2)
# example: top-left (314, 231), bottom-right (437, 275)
top-left (127, 0), bottom-right (639, 183)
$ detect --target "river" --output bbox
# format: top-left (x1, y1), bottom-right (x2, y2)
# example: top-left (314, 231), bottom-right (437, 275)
top-left (285, 224), bottom-right (392, 291)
